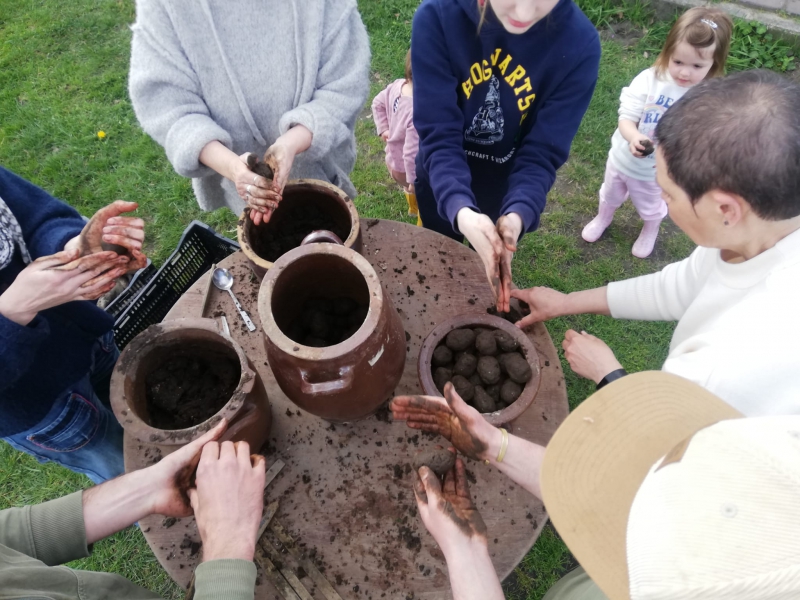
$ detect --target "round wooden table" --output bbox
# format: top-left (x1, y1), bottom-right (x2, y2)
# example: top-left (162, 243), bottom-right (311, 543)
top-left (123, 219), bottom-right (568, 600)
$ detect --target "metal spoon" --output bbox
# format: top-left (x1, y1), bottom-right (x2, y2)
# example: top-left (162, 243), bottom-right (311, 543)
top-left (212, 267), bottom-right (256, 332)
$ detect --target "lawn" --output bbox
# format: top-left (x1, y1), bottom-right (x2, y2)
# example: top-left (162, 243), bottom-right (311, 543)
top-left (0, 0), bottom-right (792, 598)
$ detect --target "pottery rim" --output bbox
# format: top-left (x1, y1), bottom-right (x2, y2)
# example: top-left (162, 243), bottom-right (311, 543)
top-left (237, 178), bottom-right (361, 273)
top-left (417, 314), bottom-right (542, 426)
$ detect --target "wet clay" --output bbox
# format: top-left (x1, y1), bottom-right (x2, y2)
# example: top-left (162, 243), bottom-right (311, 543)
top-left (430, 327), bottom-right (532, 413)
top-left (412, 446), bottom-right (456, 476)
top-left (248, 201), bottom-right (350, 263)
top-left (145, 345), bottom-right (239, 430)
top-left (640, 139), bottom-right (655, 157)
top-left (283, 295), bottom-right (368, 347)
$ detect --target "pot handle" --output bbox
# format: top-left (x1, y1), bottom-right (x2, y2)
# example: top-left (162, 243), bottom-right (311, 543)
top-left (300, 230), bottom-right (343, 246)
top-left (300, 365), bottom-right (354, 395)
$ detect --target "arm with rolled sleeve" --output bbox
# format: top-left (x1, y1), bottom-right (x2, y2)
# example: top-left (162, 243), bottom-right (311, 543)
top-left (607, 247), bottom-right (709, 321)
top-left (412, 3), bottom-right (477, 229)
top-left (129, 0), bottom-right (233, 180)
top-left (278, 0), bottom-right (370, 162)
top-left (499, 39), bottom-right (601, 234)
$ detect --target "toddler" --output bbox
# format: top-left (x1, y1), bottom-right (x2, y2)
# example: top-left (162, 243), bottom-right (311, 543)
top-left (582, 7), bottom-right (732, 257)
top-left (371, 50), bottom-right (420, 225)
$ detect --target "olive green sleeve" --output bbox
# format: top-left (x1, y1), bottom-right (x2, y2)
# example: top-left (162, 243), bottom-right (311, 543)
top-left (194, 558), bottom-right (257, 600)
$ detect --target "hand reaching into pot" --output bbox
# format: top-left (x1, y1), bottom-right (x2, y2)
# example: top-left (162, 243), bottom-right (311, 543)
top-left (64, 200), bottom-right (148, 271)
top-left (414, 459), bottom-right (504, 600)
top-left (0, 249), bottom-right (129, 326)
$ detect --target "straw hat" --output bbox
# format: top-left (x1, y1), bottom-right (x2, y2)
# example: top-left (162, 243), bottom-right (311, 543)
top-left (541, 371), bottom-right (800, 600)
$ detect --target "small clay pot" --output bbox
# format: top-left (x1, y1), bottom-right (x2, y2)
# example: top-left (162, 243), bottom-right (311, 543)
top-left (417, 314), bottom-right (541, 426)
top-left (237, 179), bottom-right (362, 280)
top-left (110, 318), bottom-right (271, 455)
top-left (258, 244), bottom-right (406, 422)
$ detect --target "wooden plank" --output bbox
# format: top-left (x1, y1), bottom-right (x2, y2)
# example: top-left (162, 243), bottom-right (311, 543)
top-left (254, 546), bottom-right (301, 600)
top-left (258, 538), bottom-right (314, 600)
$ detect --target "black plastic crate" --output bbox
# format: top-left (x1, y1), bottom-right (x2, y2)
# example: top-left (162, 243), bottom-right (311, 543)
top-left (104, 261), bottom-right (157, 320)
top-left (112, 221), bottom-right (239, 348)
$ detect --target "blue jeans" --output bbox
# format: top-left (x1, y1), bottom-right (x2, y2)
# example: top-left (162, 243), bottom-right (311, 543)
top-left (3, 331), bottom-right (124, 484)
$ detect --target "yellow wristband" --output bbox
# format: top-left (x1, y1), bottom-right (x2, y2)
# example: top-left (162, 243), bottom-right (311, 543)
top-left (485, 427), bottom-right (509, 465)
top-left (497, 427), bottom-right (509, 463)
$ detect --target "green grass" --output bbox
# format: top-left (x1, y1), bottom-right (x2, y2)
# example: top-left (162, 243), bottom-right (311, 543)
top-left (0, 0), bottom-right (793, 598)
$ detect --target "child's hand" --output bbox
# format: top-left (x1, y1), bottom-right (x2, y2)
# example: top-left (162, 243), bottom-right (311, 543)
top-left (380, 131), bottom-right (389, 142)
top-left (629, 135), bottom-right (653, 158)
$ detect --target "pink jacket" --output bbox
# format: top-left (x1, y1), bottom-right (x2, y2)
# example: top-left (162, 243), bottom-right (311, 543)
top-left (371, 78), bottom-right (418, 183)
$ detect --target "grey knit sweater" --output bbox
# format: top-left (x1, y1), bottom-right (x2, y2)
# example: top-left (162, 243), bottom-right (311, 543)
top-left (129, 0), bottom-right (370, 213)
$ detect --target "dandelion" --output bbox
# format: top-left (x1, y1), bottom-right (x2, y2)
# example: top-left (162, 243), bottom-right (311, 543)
top-left (97, 131), bottom-right (107, 139)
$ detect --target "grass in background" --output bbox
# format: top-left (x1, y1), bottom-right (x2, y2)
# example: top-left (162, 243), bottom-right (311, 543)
top-left (0, 0), bottom-right (797, 598)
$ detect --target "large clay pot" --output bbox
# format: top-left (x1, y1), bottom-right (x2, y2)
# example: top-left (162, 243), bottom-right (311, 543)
top-left (258, 244), bottom-right (406, 422)
top-left (110, 318), bottom-right (271, 455)
top-left (418, 314), bottom-right (541, 426)
top-left (238, 179), bottom-right (362, 280)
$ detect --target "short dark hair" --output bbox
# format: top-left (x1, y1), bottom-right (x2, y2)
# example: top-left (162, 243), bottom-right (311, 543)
top-left (656, 69), bottom-right (800, 221)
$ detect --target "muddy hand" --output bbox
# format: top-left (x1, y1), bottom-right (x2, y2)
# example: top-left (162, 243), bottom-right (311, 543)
top-left (238, 152), bottom-right (280, 226)
top-left (562, 329), bottom-right (623, 384)
top-left (495, 214), bottom-right (522, 314)
top-left (456, 208), bottom-right (506, 311)
top-left (414, 458), bottom-right (487, 555)
top-left (146, 419), bottom-right (228, 518)
top-left (69, 200), bottom-right (148, 271)
top-left (391, 383), bottom-right (497, 461)
top-left (509, 286), bottom-right (567, 329)
top-left (188, 439), bottom-right (266, 562)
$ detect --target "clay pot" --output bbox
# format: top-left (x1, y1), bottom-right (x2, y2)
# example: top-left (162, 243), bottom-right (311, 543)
top-left (258, 244), bottom-right (406, 422)
top-left (110, 318), bottom-right (271, 455)
top-left (417, 314), bottom-right (541, 426)
top-left (237, 179), bottom-right (362, 280)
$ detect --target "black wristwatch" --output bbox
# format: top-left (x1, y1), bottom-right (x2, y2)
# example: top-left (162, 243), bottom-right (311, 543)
top-left (596, 368), bottom-right (628, 390)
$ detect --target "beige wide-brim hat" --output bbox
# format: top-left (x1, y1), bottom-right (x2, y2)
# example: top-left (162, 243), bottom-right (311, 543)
top-left (541, 371), bottom-right (742, 600)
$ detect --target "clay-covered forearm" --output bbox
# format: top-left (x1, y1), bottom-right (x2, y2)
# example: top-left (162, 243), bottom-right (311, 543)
top-left (194, 559), bottom-right (257, 600)
top-left (0, 492), bottom-right (90, 566)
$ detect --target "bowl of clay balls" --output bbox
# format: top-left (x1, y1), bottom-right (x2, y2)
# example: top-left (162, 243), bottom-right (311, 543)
top-left (417, 314), bottom-right (541, 426)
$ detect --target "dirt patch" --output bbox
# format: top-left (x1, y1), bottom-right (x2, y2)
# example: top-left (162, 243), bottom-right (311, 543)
top-left (282, 295), bottom-right (368, 347)
top-left (145, 344), bottom-right (239, 430)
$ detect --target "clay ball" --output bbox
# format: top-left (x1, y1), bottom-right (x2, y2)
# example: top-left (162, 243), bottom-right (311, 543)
top-left (494, 330), bottom-right (519, 352)
top-left (432, 345), bottom-right (453, 367)
top-left (451, 374), bottom-right (474, 401)
top-left (500, 379), bottom-right (523, 404)
top-left (485, 383), bottom-right (501, 402)
top-left (433, 367), bottom-right (453, 393)
top-left (413, 446), bottom-right (456, 476)
top-left (503, 353), bottom-right (532, 384)
top-left (473, 386), bottom-right (497, 413)
top-left (468, 373), bottom-right (483, 388)
top-left (477, 356), bottom-right (501, 385)
top-left (475, 330), bottom-right (498, 356)
top-left (454, 353), bottom-right (478, 378)
top-left (445, 329), bottom-right (476, 352)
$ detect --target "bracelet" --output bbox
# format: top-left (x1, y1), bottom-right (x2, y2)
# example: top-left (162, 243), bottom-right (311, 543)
top-left (484, 428), bottom-right (509, 465)
top-left (596, 368), bottom-right (628, 390)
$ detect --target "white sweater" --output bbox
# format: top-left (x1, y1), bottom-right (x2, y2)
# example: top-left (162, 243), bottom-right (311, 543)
top-left (608, 68), bottom-right (688, 181)
top-left (607, 227), bottom-right (800, 416)
top-left (129, 0), bottom-right (370, 213)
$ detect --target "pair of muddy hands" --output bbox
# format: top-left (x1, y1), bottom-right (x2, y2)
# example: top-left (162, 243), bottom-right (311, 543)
top-left (395, 383), bottom-right (495, 551)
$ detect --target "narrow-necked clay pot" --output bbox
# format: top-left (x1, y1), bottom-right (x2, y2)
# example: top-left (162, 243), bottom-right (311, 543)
top-left (258, 244), bottom-right (406, 422)
top-left (238, 179), bottom-right (362, 280)
top-left (110, 318), bottom-right (271, 455)
top-left (418, 314), bottom-right (541, 426)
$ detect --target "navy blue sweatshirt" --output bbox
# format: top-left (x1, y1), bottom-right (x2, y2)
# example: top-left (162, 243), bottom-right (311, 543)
top-left (412, 0), bottom-right (600, 233)
top-left (0, 167), bottom-right (113, 436)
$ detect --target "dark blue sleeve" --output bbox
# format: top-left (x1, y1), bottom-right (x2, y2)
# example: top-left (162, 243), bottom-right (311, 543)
top-left (0, 314), bottom-right (50, 395)
top-left (0, 167), bottom-right (86, 258)
top-left (500, 36), bottom-right (601, 234)
top-left (411, 2), bottom-right (477, 232)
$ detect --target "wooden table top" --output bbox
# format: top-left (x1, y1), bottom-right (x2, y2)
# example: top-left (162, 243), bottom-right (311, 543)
top-left (123, 218), bottom-right (568, 600)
